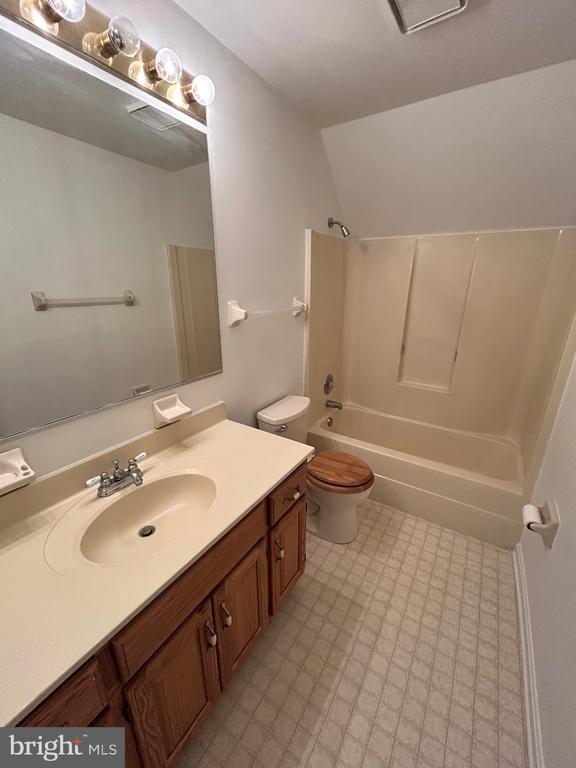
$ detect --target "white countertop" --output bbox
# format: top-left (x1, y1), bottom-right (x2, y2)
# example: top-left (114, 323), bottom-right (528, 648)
top-left (0, 418), bottom-right (313, 726)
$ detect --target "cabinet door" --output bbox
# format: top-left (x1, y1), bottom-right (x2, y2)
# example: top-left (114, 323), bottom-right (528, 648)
top-left (269, 497), bottom-right (306, 614)
top-left (91, 695), bottom-right (142, 768)
top-left (213, 540), bottom-right (269, 686)
top-left (125, 599), bottom-right (220, 768)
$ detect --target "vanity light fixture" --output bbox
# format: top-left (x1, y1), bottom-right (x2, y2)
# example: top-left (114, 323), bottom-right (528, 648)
top-left (182, 74), bottom-right (216, 107)
top-left (145, 47), bottom-right (183, 85)
top-left (38, 0), bottom-right (86, 24)
top-left (96, 16), bottom-right (140, 59)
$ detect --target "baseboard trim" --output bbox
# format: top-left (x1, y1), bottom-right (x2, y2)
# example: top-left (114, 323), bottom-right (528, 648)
top-left (513, 544), bottom-right (545, 768)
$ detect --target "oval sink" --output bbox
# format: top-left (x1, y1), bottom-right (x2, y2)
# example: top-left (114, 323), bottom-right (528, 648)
top-left (81, 474), bottom-right (217, 565)
top-left (44, 472), bottom-right (218, 573)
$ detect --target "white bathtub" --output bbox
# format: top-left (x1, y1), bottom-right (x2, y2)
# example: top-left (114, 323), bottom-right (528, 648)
top-left (308, 406), bottom-right (524, 547)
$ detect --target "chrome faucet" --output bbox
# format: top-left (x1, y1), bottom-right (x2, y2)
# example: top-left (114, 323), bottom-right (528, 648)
top-left (84, 452), bottom-right (148, 498)
top-left (325, 400), bottom-right (343, 410)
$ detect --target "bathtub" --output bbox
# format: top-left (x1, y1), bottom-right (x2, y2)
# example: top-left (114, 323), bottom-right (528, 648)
top-left (307, 406), bottom-right (525, 548)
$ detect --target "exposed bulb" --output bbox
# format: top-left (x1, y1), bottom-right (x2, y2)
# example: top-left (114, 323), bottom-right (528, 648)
top-left (98, 16), bottom-right (140, 58)
top-left (189, 74), bottom-right (216, 106)
top-left (42, 0), bottom-right (86, 23)
top-left (146, 48), bottom-right (182, 85)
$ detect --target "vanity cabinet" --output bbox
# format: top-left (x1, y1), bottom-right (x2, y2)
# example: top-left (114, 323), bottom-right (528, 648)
top-left (17, 462), bottom-right (308, 768)
top-left (125, 600), bottom-right (220, 768)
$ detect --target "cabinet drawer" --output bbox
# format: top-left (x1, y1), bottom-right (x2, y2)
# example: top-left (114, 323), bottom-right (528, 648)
top-left (268, 463), bottom-right (307, 526)
top-left (20, 648), bottom-right (117, 727)
top-left (112, 501), bottom-right (267, 682)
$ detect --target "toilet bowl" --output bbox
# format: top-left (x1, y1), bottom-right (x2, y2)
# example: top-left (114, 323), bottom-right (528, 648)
top-left (307, 451), bottom-right (374, 544)
top-left (256, 397), bottom-right (374, 545)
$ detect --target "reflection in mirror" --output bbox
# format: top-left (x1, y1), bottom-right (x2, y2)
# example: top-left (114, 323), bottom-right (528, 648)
top-left (0, 27), bottom-right (222, 439)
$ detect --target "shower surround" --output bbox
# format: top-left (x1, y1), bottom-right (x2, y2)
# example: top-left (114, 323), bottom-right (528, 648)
top-left (305, 228), bottom-right (576, 546)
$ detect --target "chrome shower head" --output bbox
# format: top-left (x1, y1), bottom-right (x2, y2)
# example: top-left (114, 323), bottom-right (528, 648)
top-left (328, 217), bottom-right (351, 238)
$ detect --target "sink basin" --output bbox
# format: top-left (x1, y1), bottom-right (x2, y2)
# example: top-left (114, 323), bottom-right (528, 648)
top-left (45, 471), bottom-right (217, 573)
top-left (80, 474), bottom-right (217, 565)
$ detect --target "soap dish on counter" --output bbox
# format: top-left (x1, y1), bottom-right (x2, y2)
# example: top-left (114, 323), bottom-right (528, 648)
top-left (153, 394), bottom-right (192, 428)
top-left (0, 448), bottom-right (35, 496)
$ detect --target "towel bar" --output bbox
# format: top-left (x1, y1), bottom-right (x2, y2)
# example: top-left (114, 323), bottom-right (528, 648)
top-left (31, 290), bottom-right (136, 311)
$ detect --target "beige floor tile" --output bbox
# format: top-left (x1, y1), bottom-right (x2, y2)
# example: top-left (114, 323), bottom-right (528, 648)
top-left (180, 502), bottom-right (527, 768)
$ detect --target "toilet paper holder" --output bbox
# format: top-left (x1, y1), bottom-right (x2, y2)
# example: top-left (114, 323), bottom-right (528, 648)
top-left (523, 501), bottom-right (560, 549)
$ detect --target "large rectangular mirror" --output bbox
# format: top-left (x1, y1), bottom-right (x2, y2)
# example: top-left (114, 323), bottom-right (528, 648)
top-left (0, 26), bottom-right (222, 439)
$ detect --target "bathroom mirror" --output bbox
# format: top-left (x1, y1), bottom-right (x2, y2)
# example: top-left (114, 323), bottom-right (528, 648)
top-left (0, 26), bottom-right (222, 439)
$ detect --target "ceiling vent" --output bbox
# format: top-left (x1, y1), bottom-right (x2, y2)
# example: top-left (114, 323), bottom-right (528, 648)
top-left (387, 0), bottom-right (468, 34)
top-left (126, 102), bottom-right (180, 131)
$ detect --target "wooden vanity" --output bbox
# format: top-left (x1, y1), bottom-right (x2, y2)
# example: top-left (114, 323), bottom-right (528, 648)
top-left (19, 461), bottom-right (308, 768)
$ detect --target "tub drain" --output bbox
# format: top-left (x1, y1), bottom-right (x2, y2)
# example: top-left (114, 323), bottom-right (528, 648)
top-left (139, 525), bottom-right (156, 538)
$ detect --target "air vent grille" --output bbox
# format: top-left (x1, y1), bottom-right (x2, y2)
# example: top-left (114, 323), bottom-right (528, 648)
top-left (126, 102), bottom-right (180, 131)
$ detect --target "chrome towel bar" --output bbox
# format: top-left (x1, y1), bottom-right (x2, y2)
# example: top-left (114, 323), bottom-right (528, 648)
top-left (31, 290), bottom-right (136, 311)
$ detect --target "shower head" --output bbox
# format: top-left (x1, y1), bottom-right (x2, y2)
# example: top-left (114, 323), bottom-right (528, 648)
top-left (328, 217), bottom-right (351, 238)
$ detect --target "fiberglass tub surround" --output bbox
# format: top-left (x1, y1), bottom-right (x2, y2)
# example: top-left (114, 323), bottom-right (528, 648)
top-left (306, 227), bottom-right (576, 546)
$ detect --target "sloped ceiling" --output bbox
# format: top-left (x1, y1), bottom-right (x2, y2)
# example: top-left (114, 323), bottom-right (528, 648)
top-left (174, 0), bottom-right (576, 127)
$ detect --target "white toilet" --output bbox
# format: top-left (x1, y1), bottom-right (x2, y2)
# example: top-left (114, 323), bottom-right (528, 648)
top-left (256, 396), bottom-right (374, 544)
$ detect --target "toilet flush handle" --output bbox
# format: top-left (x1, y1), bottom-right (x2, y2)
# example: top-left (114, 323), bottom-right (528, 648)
top-left (276, 424), bottom-right (288, 433)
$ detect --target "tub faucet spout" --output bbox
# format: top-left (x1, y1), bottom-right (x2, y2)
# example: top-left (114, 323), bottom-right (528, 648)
top-left (326, 400), bottom-right (343, 410)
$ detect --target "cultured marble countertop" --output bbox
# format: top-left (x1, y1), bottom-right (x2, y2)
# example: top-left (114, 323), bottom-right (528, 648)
top-left (0, 418), bottom-right (313, 726)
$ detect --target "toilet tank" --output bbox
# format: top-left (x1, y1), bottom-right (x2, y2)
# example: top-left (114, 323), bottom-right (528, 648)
top-left (257, 396), bottom-right (311, 443)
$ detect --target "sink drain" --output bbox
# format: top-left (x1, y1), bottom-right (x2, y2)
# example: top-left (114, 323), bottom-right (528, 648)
top-left (138, 525), bottom-right (156, 538)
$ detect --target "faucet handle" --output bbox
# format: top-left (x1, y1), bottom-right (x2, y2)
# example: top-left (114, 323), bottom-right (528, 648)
top-left (131, 452), bottom-right (148, 464)
top-left (84, 472), bottom-right (112, 489)
top-left (128, 452), bottom-right (148, 472)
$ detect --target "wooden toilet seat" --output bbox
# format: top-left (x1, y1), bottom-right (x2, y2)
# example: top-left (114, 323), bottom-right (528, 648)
top-left (308, 451), bottom-right (374, 494)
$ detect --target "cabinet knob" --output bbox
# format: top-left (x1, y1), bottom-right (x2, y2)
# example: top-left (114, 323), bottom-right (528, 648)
top-left (205, 621), bottom-right (218, 647)
top-left (275, 537), bottom-right (285, 561)
top-left (283, 488), bottom-right (301, 504)
top-left (221, 602), bottom-right (233, 627)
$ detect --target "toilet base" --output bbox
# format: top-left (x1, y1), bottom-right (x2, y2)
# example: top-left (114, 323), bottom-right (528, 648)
top-left (307, 483), bottom-right (372, 544)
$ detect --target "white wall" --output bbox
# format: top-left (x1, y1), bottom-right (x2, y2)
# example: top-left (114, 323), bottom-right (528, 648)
top-left (520, 352), bottom-right (576, 767)
top-left (1, 0), bottom-right (342, 476)
top-left (322, 59), bottom-right (576, 238)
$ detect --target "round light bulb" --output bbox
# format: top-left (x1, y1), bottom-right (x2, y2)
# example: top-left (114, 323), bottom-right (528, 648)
top-left (154, 48), bottom-right (182, 85)
top-left (105, 16), bottom-right (140, 58)
top-left (190, 74), bottom-right (216, 106)
top-left (45, 0), bottom-right (86, 23)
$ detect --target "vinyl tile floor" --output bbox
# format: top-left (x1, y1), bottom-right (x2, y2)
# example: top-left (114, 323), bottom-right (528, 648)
top-left (181, 500), bottom-right (526, 768)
